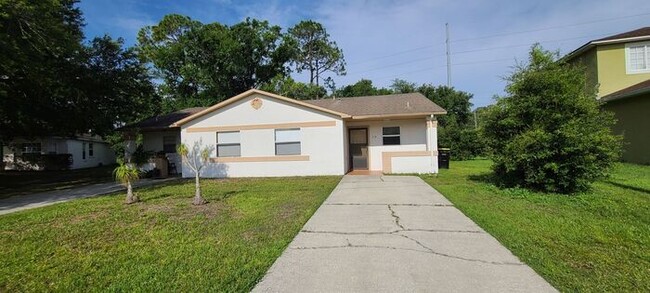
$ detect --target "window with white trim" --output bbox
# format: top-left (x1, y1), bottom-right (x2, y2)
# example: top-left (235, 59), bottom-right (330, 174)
top-left (275, 129), bottom-right (301, 155)
top-left (626, 42), bottom-right (650, 73)
top-left (82, 143), bottom-right (86, 159)
top-left (88, 143), bottom-right (94, 157)
top-left (216, 131), bottom-right (241, 157)
top-left (21, 143), bottom-right (41, 154)
top-left (382, 126), bottom-right (401, 145)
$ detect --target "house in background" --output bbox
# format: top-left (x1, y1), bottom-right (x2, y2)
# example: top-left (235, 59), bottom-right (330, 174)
top-left (564, 27), bottom-right (650, 164)
top-left (140, 89), bottom-right (446, 178)
top-left (2, 134), bottom-right (116, 170)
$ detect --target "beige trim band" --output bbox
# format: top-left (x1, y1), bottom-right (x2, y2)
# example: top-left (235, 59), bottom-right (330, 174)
top-left (210, 155), bottom-right (309, 163)
top-left (187, 121), bottom-right (336, 133)
top-left (382, 151), bottom-right (433, 173)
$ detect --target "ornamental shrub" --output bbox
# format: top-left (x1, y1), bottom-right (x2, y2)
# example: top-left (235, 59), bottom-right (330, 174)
top-left (482, 45), bottom-right (621, 193)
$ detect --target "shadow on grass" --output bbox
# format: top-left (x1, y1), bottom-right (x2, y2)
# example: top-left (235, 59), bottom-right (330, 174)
top-left (605, 181), bottom-right (650, 195)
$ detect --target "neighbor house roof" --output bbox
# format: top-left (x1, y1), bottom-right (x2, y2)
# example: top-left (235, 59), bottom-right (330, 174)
top-left (122, 107), bottom-right (207, 131)
top-left (304, 93), bottom-right (446, 119)
top-left (600, 79), bottom-right (650, 103)
top-left (563, 27), bottom-right (650, 61)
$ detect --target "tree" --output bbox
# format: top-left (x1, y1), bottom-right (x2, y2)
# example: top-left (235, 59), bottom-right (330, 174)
top-left (288, 20), bottom-right (345, 86)
top-left (335, 79), bottom-right (392, 97)
top-left (482, 45), bottom-right (621, 193)
top-left (137, 16), bottom-right (296, 111)
top-left (113, 160), bottom-right (141, 204)
top-left (260, 75), bottom-right (326, 99)
top-left (177, 142), bottom-right (212, 205)
top-left (0, 1), bottom-right (157, 144)
top-left (390, 79), bottom-right (417, 94)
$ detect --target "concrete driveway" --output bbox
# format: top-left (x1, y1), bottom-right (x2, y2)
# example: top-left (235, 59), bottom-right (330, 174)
top-left (253, 175), bottom-right (556, 292)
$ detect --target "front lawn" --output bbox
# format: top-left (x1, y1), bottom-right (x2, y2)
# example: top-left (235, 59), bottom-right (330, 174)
top-left (421, 160), bottom-right (650, 292)
top-left (0, 176), bottom-right (341, 292)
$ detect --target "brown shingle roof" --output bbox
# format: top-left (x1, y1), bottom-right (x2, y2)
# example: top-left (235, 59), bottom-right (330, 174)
top-left (564, 27), bottom-right (650, 61)
top-left (600, 79), bottom-right (650, 103)
top-left (303, 93), bottom-right (446, 117)
top-left (122, 107), bottom-right (207, 131)
top-left (594, 27), bottom-right (650, 42)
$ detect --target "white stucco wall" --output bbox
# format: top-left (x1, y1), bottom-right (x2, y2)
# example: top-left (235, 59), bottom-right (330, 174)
top-left (346, 119), bottom-right (429, 172)
top-left (180, 93), bottom-right (346, 178)
top-left (68, 140), bottom-right (116, 169)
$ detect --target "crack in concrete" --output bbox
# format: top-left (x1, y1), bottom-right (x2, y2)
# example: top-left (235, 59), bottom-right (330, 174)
top-left (290, 240), bottom-right (523, 266)
top-left (387, 204), bottom-right (405, 230)
top-left (324, 203), bottom-right (453, 207)
top-left (300, 229), bottom-right (483, 235)
top-left (394, 232), bottom-right (523, 266)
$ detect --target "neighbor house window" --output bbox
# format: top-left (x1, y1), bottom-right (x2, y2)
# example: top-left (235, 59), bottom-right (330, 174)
top-left (382, 126), bottom-right (401, 145)
top-left (82, 143), bottom-right (86, 160)
top-left (88, 143), bottom-right (94, 157)
top-left (163, 135), bottom-right (176, 153)
top-left (275, 129), bottom-right (301, 155)
top-left (216, 131), bottom-right (241, 157)
top-left (626, 42), bottom-right (650, 73)
top-left (21, 143), bottom-right (41, 154)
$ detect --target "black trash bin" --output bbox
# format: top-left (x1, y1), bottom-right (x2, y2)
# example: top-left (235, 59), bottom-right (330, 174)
top-left (438, 148), bottom-right (450, 169)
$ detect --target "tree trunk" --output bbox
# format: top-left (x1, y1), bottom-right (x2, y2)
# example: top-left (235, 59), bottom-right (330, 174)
top-left (192, 174), bottom-right (206, 205)
top-left (309, 69), bottom-right (314, 85)
top-left (125, 180), bottom-right (138, 204)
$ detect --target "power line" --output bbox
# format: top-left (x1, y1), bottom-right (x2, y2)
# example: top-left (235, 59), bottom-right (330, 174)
top-left (345, 11), bottom-right (650, 65)
top-left (347, 30), bottom-right (614, 79)
top-left (452, 12), bottom-right (650, 43)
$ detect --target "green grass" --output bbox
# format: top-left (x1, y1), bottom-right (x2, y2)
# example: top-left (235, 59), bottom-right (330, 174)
top-left (0, 176), bottom-right (341, 292)
top-left (421, 160), bottom-right (650, 292)
top-left (0, 165), bottom-right (116, 199)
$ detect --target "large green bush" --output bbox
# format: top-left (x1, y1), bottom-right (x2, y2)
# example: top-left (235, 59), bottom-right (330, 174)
top-left (482, 45), bottom-right (621, 193)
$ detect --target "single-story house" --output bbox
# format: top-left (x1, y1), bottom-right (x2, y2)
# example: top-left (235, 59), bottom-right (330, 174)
top-left (2, 134), bottom-right (116, 170)
top-left (126, 89), bottom-right (446, 178)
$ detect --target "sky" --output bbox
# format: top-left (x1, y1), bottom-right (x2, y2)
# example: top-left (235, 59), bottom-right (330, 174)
top-left (78, 0), bottom-right (650, 108)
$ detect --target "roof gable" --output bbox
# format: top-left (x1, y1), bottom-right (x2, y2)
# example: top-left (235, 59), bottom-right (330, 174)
top-left (564, 27), bottom-right (650, 61)
top-left (172, 89), bottom-right (350, 127)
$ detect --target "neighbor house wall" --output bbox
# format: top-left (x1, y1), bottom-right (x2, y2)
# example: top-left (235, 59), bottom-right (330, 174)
top-left (568, 47), bottom-right (599, 94)
top-left (180, 93), bottom-right (346, 177)
top-left (346, 118), bottom-right (433, 173)
top-left (67, 140), bottom-right (116, 169)
top-left (3, 137), bottom-right (115, 170)
top-left (603, 93), bottom-right (650, 164)
top-left (596, 42), bottom-right (650, 97)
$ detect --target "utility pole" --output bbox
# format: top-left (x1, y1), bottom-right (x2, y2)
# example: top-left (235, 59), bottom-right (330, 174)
top-left (445, 23), bottom-right (451, 87)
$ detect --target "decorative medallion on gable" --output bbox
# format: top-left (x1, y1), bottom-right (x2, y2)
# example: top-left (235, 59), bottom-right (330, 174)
top-left (250, 98), bottom-right (263, 110)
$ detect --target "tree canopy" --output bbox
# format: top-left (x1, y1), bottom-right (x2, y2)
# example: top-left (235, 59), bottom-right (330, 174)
top-left (288, 20), bottom-right (346, 86)
top-left (482, 45), bottom-right (621, 193)
top-left (137, 15), bottom-right (296, 111)
top-left (0, 0), bottom-right (157, 143)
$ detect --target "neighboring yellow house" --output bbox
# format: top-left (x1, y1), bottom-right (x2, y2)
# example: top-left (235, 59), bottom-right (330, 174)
top-left (564, 27), bottom-right (650, 165)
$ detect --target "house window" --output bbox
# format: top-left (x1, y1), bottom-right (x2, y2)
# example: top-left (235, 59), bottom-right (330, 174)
top-left (216, 131), bottom-right (241, 157)
top-left (626, 42), bottom-right (650, 73)
top-left (163, 135), bottom-right (176, 153)
top-left (82, 143), bottom-right (86, 160)
top-left (382, 126), bottom-right (401, 145)
top-left (88, 143), bottom-right (94, 157)
top-left (275, 129), bottom-right (301, 155)
top-left (21, 143), bottom-right (41, 154)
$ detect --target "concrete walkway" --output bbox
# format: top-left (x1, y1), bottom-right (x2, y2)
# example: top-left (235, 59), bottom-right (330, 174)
top-left (0, 177), bottom-right (180, 215)
top-left (254, 175), bottom-right (556, 292)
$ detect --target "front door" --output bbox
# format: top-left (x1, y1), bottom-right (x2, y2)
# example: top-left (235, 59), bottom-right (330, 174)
top-left (349, 128), bottom-right (368, 170)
